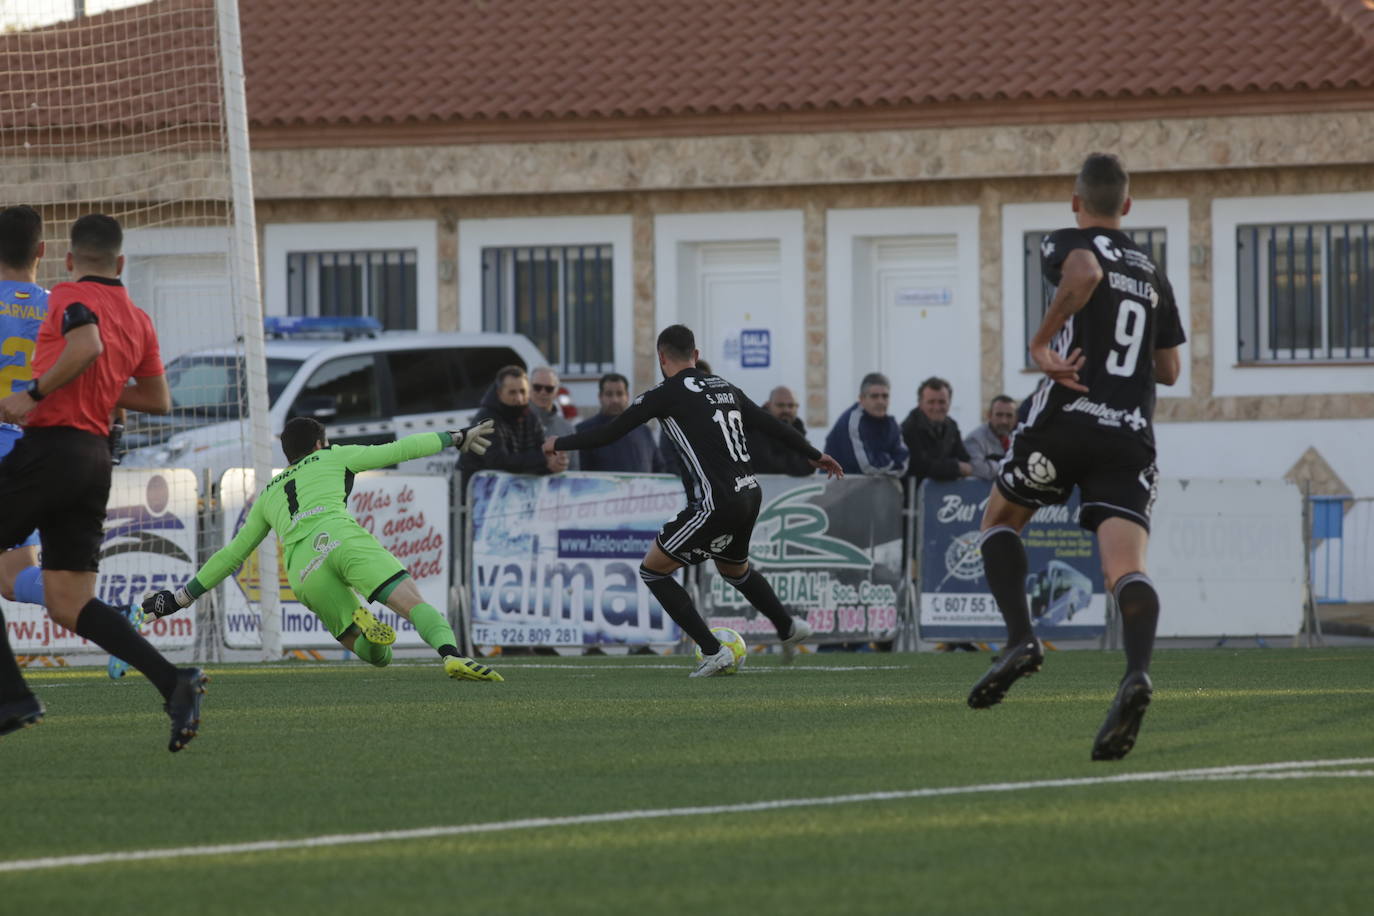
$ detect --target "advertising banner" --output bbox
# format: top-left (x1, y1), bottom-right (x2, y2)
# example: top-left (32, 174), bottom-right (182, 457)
top-left (5, 469), bottom-right (200, 652)
top-left (917, 479), bottom-right (1105, 640)
top-left (467, 471), bottom-right (686, 647)
top-left (699, 475), bottom-right (906, 643)
top-left (220, 469), bottom-right (451, 649)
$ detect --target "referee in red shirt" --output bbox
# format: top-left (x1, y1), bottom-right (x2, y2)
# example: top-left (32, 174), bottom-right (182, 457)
top-left (0, 214), bottom-right (207, 752)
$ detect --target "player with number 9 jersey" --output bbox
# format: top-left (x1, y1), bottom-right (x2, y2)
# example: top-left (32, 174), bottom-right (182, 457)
top-left (999, 227), bottom-right (1186, 532)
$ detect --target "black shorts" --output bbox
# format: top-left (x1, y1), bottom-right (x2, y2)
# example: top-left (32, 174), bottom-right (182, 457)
top-left (656, 487), bottom-right (762, 565)
top-left (0, 427), bottom-right (113, 572)
top-left (995, 421), bottom-right (1158, 532)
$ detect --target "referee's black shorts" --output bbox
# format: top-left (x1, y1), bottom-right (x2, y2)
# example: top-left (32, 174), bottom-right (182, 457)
top-left (0, 426), bottom-right (113, 572)
top-left (996, 421), bottom-right (1158, 533)
top-left (657, 487), bottom-right (762, 566)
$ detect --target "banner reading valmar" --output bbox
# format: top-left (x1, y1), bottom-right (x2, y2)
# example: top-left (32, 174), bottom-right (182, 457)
top-left (699, 475), bottom-right (905, 644)
top-left (467, 471), bottom-right (687, 647)
top-left (219, 469), bottom-right (451, 649)
top-left (917, 479), bottom-right (1105, 640)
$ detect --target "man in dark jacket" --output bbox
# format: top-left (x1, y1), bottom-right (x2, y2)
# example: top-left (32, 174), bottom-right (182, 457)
top-left (578, 373), bottom-right (665, 473)
top-left (901, 376), bottom-right (972, 485)
top-left (748, 385), bottom-right (814, 476)
top-left (460, 366), bottom-right (568, 483)
top-left (824, 372), bottom-right (908, 477)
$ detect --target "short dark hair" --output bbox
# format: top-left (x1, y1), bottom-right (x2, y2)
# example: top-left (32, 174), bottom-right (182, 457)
top-left (598, 372), bottom-right (629, 394)
top-left (859, 372), bottom-right (890, 395)
top-left (0, 206), bottom-right (42, 271)
top-left (281, 417), bottom-right (326, 464)
top-left (656, 324), bottom-right (695, 361)
top-left (989, 394), bottom-right (1015, 410)
top-left (918, 376), bottom-right (952, 399)
top-left (1075, 153), bottom-right (1129, 217)
top-left (495, 365), bottom-right (527, 387)
top-left (70, 213), bottom-right (123, 269)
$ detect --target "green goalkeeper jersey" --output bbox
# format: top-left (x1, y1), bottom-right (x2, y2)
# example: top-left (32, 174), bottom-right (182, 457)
top-left (186, 431), bottom-right (453, 598)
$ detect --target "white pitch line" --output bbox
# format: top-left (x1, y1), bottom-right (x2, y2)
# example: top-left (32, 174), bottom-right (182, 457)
top-left (496, 663), bottom-right (907, 672)
top-left (1, 757), bottom-right (1370, 875)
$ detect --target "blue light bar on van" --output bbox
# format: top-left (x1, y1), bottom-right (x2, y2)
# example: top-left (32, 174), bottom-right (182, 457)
top-left (264, 316), bottom-right (382, 338)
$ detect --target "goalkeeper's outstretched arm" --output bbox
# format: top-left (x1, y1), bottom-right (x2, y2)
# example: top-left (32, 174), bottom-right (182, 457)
top-left (144, 498), bottom-right (272, 618)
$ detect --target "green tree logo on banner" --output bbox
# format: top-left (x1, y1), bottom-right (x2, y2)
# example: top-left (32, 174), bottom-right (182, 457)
top-left (750, 484), bottom-right (872, 569)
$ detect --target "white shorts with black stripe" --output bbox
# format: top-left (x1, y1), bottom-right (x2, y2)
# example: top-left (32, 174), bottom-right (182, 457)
top-left (656, 488), bottom-right (762, 565)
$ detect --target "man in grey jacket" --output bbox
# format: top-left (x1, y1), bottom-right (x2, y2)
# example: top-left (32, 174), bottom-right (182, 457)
top-left (963, 394), bottom-right (1017, 481)
top-left (530, 366), bottom-right (579, 470)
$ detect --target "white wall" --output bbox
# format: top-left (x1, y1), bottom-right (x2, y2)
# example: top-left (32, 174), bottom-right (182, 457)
top-left (1156, 417), bottom-right (1374, 498)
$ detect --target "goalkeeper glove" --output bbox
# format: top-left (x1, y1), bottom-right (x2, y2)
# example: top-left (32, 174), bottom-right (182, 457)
top-left (449, 418), bottom-right (495, 455)
top-left (143, 587), bottom-right (193, 619)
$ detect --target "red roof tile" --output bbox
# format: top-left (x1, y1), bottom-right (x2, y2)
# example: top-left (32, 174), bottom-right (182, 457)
top-left (3, 0), bottom-right (1373, 141)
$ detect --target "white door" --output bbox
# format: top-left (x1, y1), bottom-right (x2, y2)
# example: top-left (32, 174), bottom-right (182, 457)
top-left (689, 241), bottom-right (792, 405)
top-left (860, 236), bottom-right (977, 430)
top-left (125, 254), bottom-right (234, 363)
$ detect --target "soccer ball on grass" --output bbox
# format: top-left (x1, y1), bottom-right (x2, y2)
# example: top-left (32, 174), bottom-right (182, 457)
top-left (693, 626), bottom-right (747, 675)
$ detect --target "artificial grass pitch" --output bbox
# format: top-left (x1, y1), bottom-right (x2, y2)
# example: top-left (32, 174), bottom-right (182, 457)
top-left (2, 648), bottom-right (1372, 915)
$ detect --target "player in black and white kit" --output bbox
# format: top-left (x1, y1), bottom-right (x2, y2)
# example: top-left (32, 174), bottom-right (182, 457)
top-left (545, 325), bottom-right (844, 677)
top-left (967, 153), bottom-right (1186, 760)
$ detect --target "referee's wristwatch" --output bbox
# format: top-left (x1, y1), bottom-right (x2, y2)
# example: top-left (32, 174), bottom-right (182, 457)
top-left (25, 379), bottom-right (44, 401)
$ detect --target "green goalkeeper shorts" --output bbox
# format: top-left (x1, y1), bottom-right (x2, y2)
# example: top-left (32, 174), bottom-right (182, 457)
top-left (285, 525), bottom-right (408, 639)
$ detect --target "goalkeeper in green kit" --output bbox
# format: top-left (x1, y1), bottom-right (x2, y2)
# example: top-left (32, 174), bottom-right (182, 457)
top-left (142, 416), bottom-right (503, 681)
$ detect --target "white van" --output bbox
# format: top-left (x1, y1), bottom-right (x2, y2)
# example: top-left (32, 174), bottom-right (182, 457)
top-left (121, 326), bottom-right (551, 479)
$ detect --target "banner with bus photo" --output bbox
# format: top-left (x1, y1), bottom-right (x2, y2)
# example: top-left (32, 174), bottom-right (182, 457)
top-left (916, 478), bottom-right (1106, 641)
top-left (698, 475), bottom-right (907, 645)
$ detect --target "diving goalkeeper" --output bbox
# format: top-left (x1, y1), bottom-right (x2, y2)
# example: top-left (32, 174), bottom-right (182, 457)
top-left (142, 416), bottom-right (503, 681)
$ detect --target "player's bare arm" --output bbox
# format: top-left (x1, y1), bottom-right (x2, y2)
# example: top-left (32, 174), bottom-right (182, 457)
top-left (0, 321), bottom-right (102, 423)
top-left (116, 372), bottom-right (172, 415)
top-left (1154, 346), bottom-right (1181, 386)
top-left (1028, 248), bottom-right (1101, 393)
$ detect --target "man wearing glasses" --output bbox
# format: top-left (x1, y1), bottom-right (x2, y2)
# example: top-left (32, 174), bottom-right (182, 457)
top-left (529, 366), bottom-right (578, 470)
top-left (747, 385), bottom-right (814, 476)
top-left (823, 372), bottom-right (908, 477)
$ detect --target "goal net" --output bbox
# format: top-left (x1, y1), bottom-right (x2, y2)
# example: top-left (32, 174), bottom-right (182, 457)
top-left (0, 0), bottom-right (278, 663)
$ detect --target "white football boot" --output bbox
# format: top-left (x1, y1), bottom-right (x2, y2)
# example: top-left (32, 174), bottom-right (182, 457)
top-left (779, 617), bottom-right (812, 665)
top-left (690, 644), bottom-right (736, 678)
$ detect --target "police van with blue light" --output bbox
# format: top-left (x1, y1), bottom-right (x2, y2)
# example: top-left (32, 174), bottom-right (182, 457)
top-left (121, 317), bottom-right (551, 476)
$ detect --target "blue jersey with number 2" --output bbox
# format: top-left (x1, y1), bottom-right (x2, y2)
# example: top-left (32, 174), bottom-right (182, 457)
top-left (0, 280), bottom-right (48, 442)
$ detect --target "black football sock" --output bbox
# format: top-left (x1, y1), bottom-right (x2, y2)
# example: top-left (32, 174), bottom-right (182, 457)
top-left (0, 610), bottom-right (31, 702)
top-left (74, 599), bottom-right (179, 700)
top-left (980, 526), bottom-right (1034, 647)
top-left (721, 567), bottom-right (795, 637)
top-left (1114, 573), bottom-right (1160, 675)
top-left (640, 566), bottom-right (720, 655)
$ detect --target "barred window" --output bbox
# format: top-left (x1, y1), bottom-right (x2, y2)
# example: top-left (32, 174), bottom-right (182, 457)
top-left (1022, 229), bottom-right (1166, 368)
top-left (481, 245), bottom-right (614, 375)
top-left (287, 250), bottom-right (417, 330)
top-left (1237, 223), bottom-right (1374, 363)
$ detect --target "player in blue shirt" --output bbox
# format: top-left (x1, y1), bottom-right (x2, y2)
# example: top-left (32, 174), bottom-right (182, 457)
top-left (0, 206), bottom-right (51, 625)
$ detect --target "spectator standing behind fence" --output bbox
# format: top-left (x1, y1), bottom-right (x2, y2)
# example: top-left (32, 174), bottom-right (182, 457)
top-left (748, 385), bottom-right (814, 476)
top-left (577, 373), bottom-right (664, 473)
top-left (902, 376), bottom-right (973, 485)
top-left (528, 366), bottom-right (579, 471)
top-left (824, 372), bottom-right (908, 477)
top-left (460, 366), bottom-right (568, 483)
top-left (963, 395), bottom-right (1018, 481)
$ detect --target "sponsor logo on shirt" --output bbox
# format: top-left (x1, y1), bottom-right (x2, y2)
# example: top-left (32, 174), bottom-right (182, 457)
top-left (1062, 397), bottom-right (1147, 431)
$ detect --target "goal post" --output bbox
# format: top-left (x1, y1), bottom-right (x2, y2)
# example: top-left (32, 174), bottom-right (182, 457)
top-left (0, 0), bottom-right (279, 661)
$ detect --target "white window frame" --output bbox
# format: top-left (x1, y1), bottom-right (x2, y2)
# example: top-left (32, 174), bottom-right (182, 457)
top-left (1002, 200), bottom-right (1191, 401)
top-left (1214, 192), bottom-right (1374, 396)
top-left (459, 215), bottom-right (632, 379)
top-left (263, 220), bottom-right (438, 331)
top-left (826, 206), bottom-right (980, 426)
